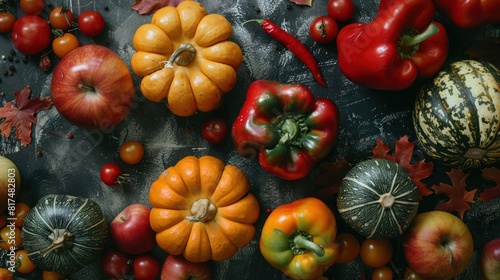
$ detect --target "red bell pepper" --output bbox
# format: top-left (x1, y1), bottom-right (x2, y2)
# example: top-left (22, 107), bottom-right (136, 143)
top-left (432, 0), bottom-right (500, 28)
top-left (232, 80), bottom-right (340, 181)
top-left (336, 0), bottom-right (449, 91)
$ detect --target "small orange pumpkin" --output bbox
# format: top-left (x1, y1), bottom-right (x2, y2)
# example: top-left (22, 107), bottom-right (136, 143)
top-left (131, 1), bottom-right (243, 116)
top-left (149, 155), bottom-right (259, 262)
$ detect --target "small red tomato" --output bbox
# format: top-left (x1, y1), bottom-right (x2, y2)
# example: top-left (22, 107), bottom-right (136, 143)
top-left (201, 117), bottom-right (228, 144)
top-left (100, 163), bottom-right (124, 186)
top-left (0, 12), bottom-right (16, 33)
top-left (309, 15), bottom-right (339, 44)
top-left (20, 0), bottom-right (45, 15)
top-left (133, 254), bottom-right (160, 280)
top-left (327, 0), bottom-right (355, 22)
top-left (78, 10), bottom-right (105, 37)
top-left (49, 6), bottom-right (74, 30)
top-left (52, 33), bottom-right (80, 58)
top-left (11, 15), bottom-right (51, 55)
top-left (119, 140), bottom-right (145, 165)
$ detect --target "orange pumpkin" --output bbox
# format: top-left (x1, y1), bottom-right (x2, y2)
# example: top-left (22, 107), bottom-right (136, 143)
top-left (149, 155), bottom-right (259, 262)
top-left (131, 1), bottom-right (243, 117)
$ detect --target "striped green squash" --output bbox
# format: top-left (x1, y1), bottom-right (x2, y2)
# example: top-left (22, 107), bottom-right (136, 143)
top-left (22, 194), bottom-right (108, 275)
top-left (413, 60), bottom-right (500, 169)
top-left (337, 159), bottom-right (419, 239)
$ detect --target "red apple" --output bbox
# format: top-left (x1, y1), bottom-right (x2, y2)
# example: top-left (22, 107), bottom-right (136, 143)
top-left (403, 211), bottom-right (474, 280)
top-left (51, 44), bottom-right (134, 129)
top-left (481, 238), bottom-right (500, 280)
top-left (161, 254), bottom-right (212, 280)
top-left (109, 204), bottom-right (156, 255)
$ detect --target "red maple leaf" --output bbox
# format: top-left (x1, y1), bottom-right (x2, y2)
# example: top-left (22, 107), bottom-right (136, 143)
top-left (313, 158), bottom-right (352, 198)
top-left (432, 169), bottom-right (477, 219)
top-left (131, 0), bottom-right (184, 15)
top-left (477, 167), bottom-right (500, 202)
top-left (372, 136), bottom-right (434, 199)
top-left (0, 86), bottom-right (52, 147)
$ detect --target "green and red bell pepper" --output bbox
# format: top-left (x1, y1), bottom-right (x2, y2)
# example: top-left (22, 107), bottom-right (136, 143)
top-left (432, 0), bottom-right (500, 28)
top-left (232, 80), bottom-right (340, 181)
top-left (259, 197), bottom-right (340, 280)
top-left (336, 0), bottom-right (449, 91)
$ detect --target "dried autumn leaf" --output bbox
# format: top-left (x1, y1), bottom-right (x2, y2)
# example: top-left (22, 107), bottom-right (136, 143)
top-left (477, 167), bottom-right (500, 202)
top-left (0, 86), bottom-right (52, 146)
top-left (314, 158), bottom-right (352, 198)
top-left (465, 38), bottom-right (500, 69)
top-left (372, 136), bottom-right (434, 199)
top-left (131, 0), bottom-right (184, 15)
top-left (289, 0), bottom-right (312, 6)
top-left (432, 169), bottom-right (477, 219)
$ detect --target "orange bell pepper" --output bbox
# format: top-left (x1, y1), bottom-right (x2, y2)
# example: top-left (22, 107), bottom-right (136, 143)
top-left (259, 197), bottom-right (340, 280)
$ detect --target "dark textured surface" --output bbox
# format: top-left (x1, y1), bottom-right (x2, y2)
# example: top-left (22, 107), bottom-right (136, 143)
top-left (0, 0), bottom-right (499, 279)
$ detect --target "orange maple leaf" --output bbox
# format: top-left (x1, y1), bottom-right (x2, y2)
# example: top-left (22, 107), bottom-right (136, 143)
top-left (0, 86), bottom-right (52, 147)
top-left (372, 136), bottom-right (434, 199)
top-left (477, 167), bottom-right (500, 202)
top-left (432, 169), bottom-right (477, 219)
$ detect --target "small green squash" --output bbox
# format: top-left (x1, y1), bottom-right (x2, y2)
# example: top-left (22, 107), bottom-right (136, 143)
top-left (413, 60), bottom-right (500, 169)
top-left (22, 194), bottom-right (108, 275)
top-left (337, 158), bottom-right (419, 239)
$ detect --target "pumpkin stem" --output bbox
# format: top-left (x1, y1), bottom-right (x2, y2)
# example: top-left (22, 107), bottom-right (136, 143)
top-left (289, 231), bottom-right (325, 256)
top-left (379, 193), bottom-right (395, 209)
top-left (164, 43), bottom-right (197, 68)
top-left (185, 198), bottom-right (217, 223)
top-left (39, 229), bottom-right (73, 257)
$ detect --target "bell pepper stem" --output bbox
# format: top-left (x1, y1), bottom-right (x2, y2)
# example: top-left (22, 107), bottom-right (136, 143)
top-left (292, 234), bottom-right (325, 257)
top-left (399, 23), bottom-right (439, 48)
top-left (279, 119), bottom-right (298, 145)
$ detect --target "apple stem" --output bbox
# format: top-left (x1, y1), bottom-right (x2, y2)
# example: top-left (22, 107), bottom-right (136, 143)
top-left (78, 83), bottom-right (96, 92)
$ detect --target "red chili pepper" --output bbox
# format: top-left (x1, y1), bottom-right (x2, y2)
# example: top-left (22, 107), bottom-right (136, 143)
top-left (244, 19), bottom-right (326, 87)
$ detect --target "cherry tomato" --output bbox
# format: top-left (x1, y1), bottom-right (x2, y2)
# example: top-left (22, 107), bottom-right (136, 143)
top-left (0, 12), bottom-right (16, 33)
top-left (372, 266), bottom-right (393, 280)
top-left (11, 15), bottom-right (51, 55)
top-left (20, 0), bottom-right (45, 15)
top-left (201, 117), bottom-right (228, 144)
top-left (0, 226), bottom-right (22, 250)
top-left (13, 202), bottom-right (30, 227)
top-left (309, 15), bottom-right (338, 44)
top-left (101, 249), bottom-right (131, 279)
top-left (78, 10), bottom-right (105, 37)
top-left (15, 250), bottom-right (36, 274)
top-left (49, 6), bottom-right (74, 30)
top-left (0, 268), bottom-right (13, 280)
top-left (100, 163), bottom-right (124, 186)
top-left (52, 33), bottom-right (80, 58)
top-left (327, 0), bottom-right (355, 21)
top-left (335, 233), bottom-right (360, 264)
top-left (42, 271), bottom-right (67, 280)
top-left (360, 238), bottom-right (393, 268)
top-left (119, 140), bottom-right (145, 165)
top-left (133, 254), bottom-right (160, 280)
top-left (404, 268), bottom-right (425, 280)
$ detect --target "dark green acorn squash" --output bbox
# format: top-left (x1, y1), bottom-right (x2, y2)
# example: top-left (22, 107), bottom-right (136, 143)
top-left (21, 194), bottom-right (108, 275)
top-left (413, 60), bottom-right (500, 169)
top-left (337, 158), bottom-right (419, 239)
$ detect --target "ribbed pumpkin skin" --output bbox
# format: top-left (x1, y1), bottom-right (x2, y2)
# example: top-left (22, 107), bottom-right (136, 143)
top-left (22, 195), bottom-right (108, 275)
top-left (337, 159), bottom-right (419, 239)
top-left (413, 60), bottom-right (500, 169)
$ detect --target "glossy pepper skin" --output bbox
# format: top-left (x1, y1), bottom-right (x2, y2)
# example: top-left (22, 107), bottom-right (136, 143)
top-left (259, 197), bottom-right (340, 280)
top-left (336, 0), bottom-right (449, 91)
top-left (433, 0), bottom-right (500, 28)
top-left (232, 80), bottom-right (340, 181)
